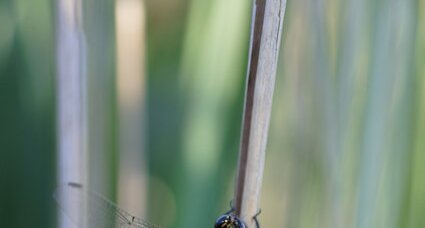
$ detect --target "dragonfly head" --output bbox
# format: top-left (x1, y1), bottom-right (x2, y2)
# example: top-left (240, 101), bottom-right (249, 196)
top-left (214, 214), bottom-right (246, 228)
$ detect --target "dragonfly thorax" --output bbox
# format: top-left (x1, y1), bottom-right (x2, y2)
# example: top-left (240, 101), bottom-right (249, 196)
top-left (214, 214), bottom-right (246, 228)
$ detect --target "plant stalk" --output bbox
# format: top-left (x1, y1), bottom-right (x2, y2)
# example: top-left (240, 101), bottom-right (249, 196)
top-left (234, 0), bottom-right (287, 227)
top-left (56, 0), bottom-right (88, 227)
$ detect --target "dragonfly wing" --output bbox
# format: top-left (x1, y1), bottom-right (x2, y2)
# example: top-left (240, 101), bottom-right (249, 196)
top-left (54, 182), bottom-right (159, 228)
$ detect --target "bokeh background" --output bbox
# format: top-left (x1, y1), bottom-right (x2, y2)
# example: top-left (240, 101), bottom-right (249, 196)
top-left (1, 0), bottom-right (424, 227)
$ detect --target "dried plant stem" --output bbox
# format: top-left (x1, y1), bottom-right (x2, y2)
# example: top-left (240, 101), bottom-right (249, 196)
top-left (234, 0), bottom-right (287, 227)
top-left (56, 0), bottom-right (88, 227)
top-left (115, 0), bottom-right (148, 219)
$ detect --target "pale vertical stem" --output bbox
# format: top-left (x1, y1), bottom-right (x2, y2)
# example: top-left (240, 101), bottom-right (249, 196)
top-left (56, 0), bottom-right (88, 227)
top-left (115, 0), bottom-right (147, 219)
top-left (234, 0), bottom-right (287, 227)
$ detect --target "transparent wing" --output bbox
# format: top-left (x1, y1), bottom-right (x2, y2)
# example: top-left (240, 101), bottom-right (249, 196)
top-left (54, 182), bottom-right (160, 228)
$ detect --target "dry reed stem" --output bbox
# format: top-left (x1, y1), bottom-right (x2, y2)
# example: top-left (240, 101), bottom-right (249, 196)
top-left (56, 0), bottom-right (88, 227)
top-left (234, 0), bottom-right (287, 227)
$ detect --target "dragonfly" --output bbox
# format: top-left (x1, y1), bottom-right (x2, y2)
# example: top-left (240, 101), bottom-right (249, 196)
top-left (54, 182), bottom-right (160, 228)
top-left (56, 182), bottom-right (257, 228)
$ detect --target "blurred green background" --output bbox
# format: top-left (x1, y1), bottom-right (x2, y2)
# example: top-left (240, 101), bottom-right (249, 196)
top-left (1, 0), bottom-right (424, 227)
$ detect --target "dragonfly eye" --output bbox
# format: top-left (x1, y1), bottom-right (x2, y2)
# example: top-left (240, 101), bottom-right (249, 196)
top-left (214, 214), bottom-right (246, 228)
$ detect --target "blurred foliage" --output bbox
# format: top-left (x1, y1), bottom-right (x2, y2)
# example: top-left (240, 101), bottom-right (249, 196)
top-left (0, 0), bottom-right (56, 227)
top-left (0, 0), bottom-right (425, 227)
top-left (264, 0), bottom-right (424, 227)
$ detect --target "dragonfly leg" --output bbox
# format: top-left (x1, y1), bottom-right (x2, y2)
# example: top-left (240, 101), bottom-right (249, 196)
top-left (225, 200), bottom-right (235, 214)
top-left (252, 209), bottom-right (261, 228)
